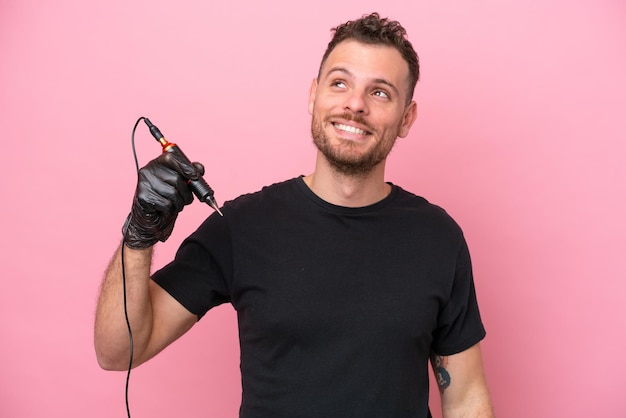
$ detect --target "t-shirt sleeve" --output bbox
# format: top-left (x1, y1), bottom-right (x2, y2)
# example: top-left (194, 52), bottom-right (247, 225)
top-left (151, 213), bottom-right (232, 319)
top-left (431, 236), bottom-right (486, 356)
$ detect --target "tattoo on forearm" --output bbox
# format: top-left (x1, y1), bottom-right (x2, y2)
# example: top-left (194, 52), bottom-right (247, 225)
top-left (431, 354), bottom-right (451, 394)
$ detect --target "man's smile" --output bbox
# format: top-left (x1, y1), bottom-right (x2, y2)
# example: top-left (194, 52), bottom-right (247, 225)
top-left (332, 122), bottom-right (371, 136)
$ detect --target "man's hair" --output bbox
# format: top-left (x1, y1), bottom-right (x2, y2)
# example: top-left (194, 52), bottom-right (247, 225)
top-left (318, 12), bottom-right (420, 103)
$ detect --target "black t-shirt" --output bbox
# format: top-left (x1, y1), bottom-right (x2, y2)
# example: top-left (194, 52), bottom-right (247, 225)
top-left (152, 177), bottom-right (486, 417)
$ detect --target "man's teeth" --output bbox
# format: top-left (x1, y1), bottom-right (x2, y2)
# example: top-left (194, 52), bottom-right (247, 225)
top-left (335, 123), bottom-right (367, 135)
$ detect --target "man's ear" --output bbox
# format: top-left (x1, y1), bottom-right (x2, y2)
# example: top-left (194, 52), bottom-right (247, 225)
top-left (398, 100), bottom-right (418, 138)
top-left (308, 78), bottom-right (318, 115)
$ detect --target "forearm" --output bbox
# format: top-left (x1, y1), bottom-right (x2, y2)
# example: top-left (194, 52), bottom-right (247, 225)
top-left (94, 243), bottom-right (154, 370)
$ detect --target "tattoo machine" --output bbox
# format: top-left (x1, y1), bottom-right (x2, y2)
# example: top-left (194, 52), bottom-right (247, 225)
top-left (143, 118), bottom-right (223, 216)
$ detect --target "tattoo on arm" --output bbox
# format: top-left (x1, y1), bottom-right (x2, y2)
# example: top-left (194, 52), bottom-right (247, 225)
top-left (431, 353), bottom-right (451, 394)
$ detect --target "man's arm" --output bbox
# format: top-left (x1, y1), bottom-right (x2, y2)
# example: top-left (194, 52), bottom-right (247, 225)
top-left (94, 150), bottom-right (206, 370)
top-left (430, 343), bottom-right (495, 418)
top-left (94, 244), bottom-right (197, 370)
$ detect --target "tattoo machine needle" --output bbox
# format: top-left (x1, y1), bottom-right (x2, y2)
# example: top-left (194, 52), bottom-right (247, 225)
top-left (143, 118), bottom-right (223, 216)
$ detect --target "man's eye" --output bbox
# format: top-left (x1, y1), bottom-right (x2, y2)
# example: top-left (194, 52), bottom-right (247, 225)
top-left (373, 90), bottom-right (389, 99)
top-left (333, 81), bottom-right (347, 89)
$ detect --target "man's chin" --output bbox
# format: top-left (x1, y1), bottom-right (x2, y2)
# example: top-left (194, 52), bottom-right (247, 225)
top-left (324, 152), bottom-right (381, 177)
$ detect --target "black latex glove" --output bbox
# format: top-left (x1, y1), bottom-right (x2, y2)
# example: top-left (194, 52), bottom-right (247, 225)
top-left (122, 151), bottom-right (205, 249)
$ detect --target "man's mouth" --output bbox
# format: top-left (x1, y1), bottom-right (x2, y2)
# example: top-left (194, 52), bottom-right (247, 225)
top-left (333, 123), bottom-right (370, 135)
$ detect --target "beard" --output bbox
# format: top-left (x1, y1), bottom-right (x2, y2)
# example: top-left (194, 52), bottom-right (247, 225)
top-left (311, 111), bottom-right (399, 177)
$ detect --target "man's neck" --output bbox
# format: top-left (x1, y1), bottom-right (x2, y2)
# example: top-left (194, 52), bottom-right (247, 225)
top-left (303, 155), bottom-right (390, 207)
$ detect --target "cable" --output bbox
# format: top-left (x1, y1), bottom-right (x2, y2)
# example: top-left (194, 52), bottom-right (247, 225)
top-left (131, 117), bottom-right (144, 173)
top-left (121, 238), bottom-right (134, 418)
top-left (121, 116), bottom-right (146, 418)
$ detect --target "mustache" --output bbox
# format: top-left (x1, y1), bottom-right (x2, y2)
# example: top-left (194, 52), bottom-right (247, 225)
top-left (324, 113), bottom-right (374, 133)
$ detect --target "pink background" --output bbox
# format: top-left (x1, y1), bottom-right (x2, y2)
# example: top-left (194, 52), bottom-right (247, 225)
top-left (1, 1), bottom-right (625, 417)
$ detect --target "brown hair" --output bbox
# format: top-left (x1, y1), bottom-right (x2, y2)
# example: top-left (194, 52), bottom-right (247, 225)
top-left (318, 12), bottom-right (420, 103)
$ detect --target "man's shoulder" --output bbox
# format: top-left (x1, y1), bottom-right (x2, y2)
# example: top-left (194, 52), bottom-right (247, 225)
top-left (391, 185), bottom-right (464, 235)
top-left (223, 177), bottom-right (300, 211)
top-left (392, 185), bottom-right (449, 215)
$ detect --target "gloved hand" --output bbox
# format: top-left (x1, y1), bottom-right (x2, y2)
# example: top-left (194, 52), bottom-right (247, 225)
top-left (122, 151), bottom-right (205, 249)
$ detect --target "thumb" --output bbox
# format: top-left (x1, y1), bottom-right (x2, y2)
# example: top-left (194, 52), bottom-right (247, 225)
top-left (192, 162), bottom-right (205, 177)
top-left (161, 148), bottom-right (201, 180)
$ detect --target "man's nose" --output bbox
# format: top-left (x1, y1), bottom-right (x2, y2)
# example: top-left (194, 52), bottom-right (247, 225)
top-left (343, 89), bottom-right (368, 114)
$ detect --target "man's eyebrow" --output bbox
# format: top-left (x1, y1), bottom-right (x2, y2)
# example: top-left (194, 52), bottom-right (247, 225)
top-left (325, 66), bottom-right (351, 78)
top-left (324, 66), bottom-right (400, 96)
top-left (372, 77), bottom-right (400, 96)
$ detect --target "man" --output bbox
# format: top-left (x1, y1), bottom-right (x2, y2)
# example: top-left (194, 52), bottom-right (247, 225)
top-left (95, 12), bottom-right (494, 417)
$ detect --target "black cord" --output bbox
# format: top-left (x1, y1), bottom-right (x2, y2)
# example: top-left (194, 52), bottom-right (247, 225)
top-left (131, 117), bottom-right (145, 173)
top-left (121, 238), bottom-right (134, 418)
top-left (121, 116), bottom-right (146, 418)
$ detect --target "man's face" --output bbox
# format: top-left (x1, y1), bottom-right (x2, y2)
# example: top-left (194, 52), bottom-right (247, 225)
top-left (309, 40), bottom-right (417, 176)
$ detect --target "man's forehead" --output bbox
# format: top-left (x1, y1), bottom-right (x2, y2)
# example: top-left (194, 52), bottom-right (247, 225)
top-left (320, 40), bottom-right (410, 94)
